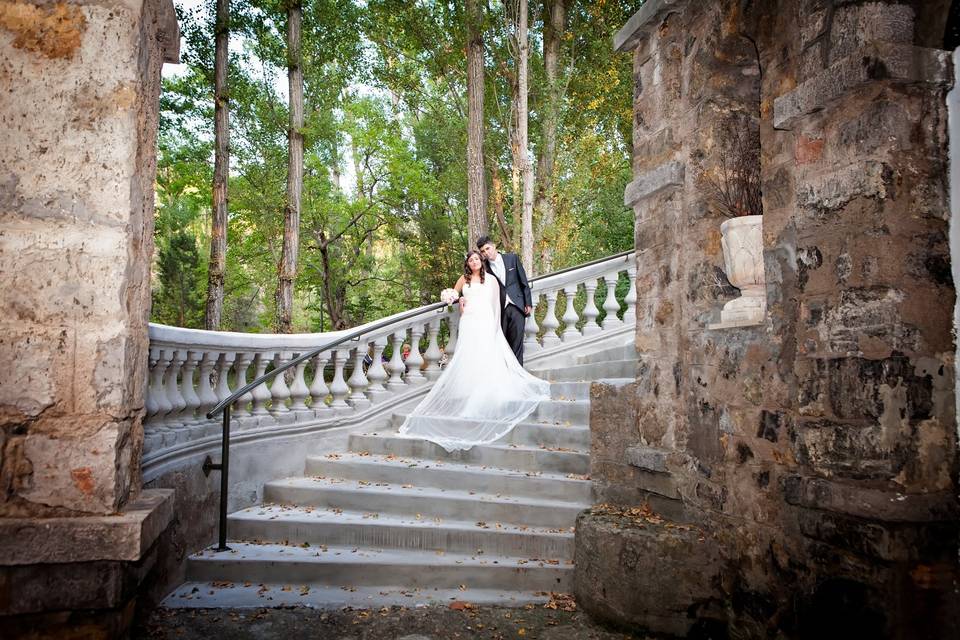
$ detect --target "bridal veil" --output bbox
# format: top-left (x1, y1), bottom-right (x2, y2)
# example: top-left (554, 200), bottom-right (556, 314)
top-left (398, 276), bottom-right (550, 452)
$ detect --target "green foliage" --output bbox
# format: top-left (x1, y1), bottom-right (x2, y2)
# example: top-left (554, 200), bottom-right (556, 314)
top-left (153, 0), bottom-right (636, 332)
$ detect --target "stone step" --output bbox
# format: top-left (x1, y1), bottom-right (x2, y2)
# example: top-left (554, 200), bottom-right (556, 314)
top-left (503, 422), bottom-right (590, 450)
top-left (347, 433), bottom-right (590, 475)
top-left (385, 418), bottom-right (590, 451)
top-left (304, 453), bottom-right (592, 503)
top-left (530, 359), bottom-right (637, 382)
top-left (163, 582), bottom-right (554, 610)
top-left (549, 379), bottom-right (633, 401)
top-left (228, 504), bottom-right (575, 558)
top-left (185, 542), bottom-right (572, 593)
top-left (575, 343), bottom-right (638, 365)
top-left (387, 399), bottom-right (589, 426)
top-left (532, 399), bottom-right (590, 424)
top-left (263, 477), bottom-right (585, 529)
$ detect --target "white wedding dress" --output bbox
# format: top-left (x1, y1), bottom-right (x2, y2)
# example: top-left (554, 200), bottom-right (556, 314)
top-left (398, 275), bottom-right (550, 452)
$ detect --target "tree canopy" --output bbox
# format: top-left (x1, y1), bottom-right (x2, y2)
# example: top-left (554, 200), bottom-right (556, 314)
top-left (153, 0), bottom-right (636, 332)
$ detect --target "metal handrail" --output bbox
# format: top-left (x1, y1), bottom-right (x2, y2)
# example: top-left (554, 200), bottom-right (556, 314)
top-left (201, 248), bottom-right (635, 550)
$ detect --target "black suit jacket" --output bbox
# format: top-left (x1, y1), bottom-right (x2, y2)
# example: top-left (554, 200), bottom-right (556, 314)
top-left (485, 252), bottom-right (533, 315)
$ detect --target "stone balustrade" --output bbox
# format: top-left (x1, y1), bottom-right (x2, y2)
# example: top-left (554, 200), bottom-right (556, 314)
top-left (142, 252), bottom-right (637, 475)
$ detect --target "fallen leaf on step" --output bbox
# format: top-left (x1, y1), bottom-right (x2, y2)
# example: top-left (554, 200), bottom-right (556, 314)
top-left (458, 584), bottom-right (467, 591)
top-left (448, 600), bottom-right (474, 610)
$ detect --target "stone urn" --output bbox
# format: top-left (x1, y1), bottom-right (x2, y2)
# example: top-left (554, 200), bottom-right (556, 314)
top-left (716, 214), bottom-right (765, 326)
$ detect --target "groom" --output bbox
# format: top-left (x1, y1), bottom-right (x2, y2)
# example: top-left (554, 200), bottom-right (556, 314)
top-left (477, 235), bottom-right (533, 365)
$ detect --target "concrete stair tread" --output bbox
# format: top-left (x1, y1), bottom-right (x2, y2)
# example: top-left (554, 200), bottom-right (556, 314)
top-left (264, 476), bottom-right (590, 512)
top-left (549, 378), bottom-right (633, 400)
top-left (351, 432), bottom-right (588, 457)
top-left (231, 503), bottom-right (577, 536)
top-left (307, 451), bottom-right (591, 481)
top-left (383, 417), bottom-right (589, 430)
top-left (190, 541), bottom-right (574, 569)
top-left (163, 582), bottom-right (555, 610)
top-left (529, 359), bottom-right (637, 382)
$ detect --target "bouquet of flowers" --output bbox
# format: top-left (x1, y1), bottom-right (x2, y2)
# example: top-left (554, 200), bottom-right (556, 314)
top-left (440, 288), bottom-right (460, 305)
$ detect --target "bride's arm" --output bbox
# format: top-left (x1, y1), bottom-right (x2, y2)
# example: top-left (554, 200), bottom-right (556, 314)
top-left (454, 275), bottom-right (467, 311)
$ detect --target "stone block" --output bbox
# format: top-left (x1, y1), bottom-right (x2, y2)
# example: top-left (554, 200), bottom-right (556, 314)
top-left (613, 0), bottom-right (692, 52)
top-left (773, 43), bottom-right (951, 129)
top-left (624, 160), bottom-right (685, 207)
top-left (625, 445), bottom-right (669, 473)
top-left (796, 161), bottom-right (891, 213)
top-left (829, 3), bottom-right (915, 65)
top-left (782, 475), bottom-right (958, 522)
top-left (575, 510), bottom-right (725, 636)
top-left (0, 489), bottom-right (174, 565)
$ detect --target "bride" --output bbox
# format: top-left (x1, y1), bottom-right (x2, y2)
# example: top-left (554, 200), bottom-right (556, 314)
top-left (398, 250), bottom-right (550, 452)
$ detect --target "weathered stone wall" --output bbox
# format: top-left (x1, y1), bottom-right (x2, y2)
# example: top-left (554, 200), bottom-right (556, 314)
top-left (579, 1), bottom-right (959, 637)
top-left (0, 0), bottom-right (176, 517)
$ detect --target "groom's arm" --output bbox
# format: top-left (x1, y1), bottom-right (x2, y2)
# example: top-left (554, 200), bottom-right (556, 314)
top-left (515, 255), bottom-right (533, 311)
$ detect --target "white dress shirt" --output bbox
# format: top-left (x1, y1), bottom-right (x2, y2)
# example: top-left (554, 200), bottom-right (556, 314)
top-left (490, 254), bottom-right (518, 308)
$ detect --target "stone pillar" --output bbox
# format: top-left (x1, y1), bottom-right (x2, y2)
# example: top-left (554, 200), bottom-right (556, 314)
top-left (0, 0), bottom-right (178, 635)
top-left (579, 0), bottom-right (959, 637)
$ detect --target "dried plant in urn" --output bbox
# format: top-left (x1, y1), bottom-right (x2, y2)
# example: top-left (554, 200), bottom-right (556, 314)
top-left (698, 114), bottom-right (766, 327)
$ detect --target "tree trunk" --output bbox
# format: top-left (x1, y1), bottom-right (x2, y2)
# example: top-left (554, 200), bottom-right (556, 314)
top-left (535, 0), bottom-right (566, 273)
top-left (516, 0), bottom-right (533, 275)
top-left (205, 0), bottom-right (229, 331)
top-left (276, 0), bottom-right (304, 334)
top-left (490, 161), bottom-right (513, 250)
top-left (465, 0), bottom-right (487, 250)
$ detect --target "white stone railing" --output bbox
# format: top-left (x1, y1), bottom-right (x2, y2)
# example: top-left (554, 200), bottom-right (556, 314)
top-left (142, 251), bottom-right (636, 478)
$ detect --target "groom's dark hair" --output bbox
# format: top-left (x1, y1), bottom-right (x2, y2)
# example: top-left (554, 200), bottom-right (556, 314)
top-left (476, 235), bottom-right (493, 250)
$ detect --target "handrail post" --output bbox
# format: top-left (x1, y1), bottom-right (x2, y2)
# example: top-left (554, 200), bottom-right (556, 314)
top-left (217, 404), bottom-right (231, 552)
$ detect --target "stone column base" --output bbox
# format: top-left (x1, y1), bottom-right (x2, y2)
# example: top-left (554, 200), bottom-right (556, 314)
top-left (0, 489), bottom-right (174, 639)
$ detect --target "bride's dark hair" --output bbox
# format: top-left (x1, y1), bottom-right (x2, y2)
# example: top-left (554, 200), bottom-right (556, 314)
top-left (463, 250), bottom-right (485, 285)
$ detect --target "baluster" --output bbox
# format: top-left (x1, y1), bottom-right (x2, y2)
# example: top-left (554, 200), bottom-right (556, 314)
top-left (602, 273), bottom-right (623, 329)
top-left (329, 350), bottom-right (350, 409)
top-left (163, 349), bottom-right (187, 425)
top-left (445, 309), bottom-right (460, 357)
top-left (524, 294), bottom-right (542, 354)
top-left (541, 290), bottom-right (561, 347)
top-left (146, 347), bottom-right (168, 420)
top-left (289, 353), bottom-right (310, 412)
top-left (366, 338), bottom-right (389, 403)
top-left (269, 352), bottom-right (292, 415)
top-left (196, 351), bottom-right (220, 417)
top-left (386, 330), bottom-right (407, 391)
top-left (560, 285), bottom-right (582, 341)
top-left (423, 318), bottom-right (442, 380)
top-left (405, 324), bottom-right (426, 384)
top-left (623, 264), bottom-right (638, 325)
top-left (214, 352), bottom-right (236, 411)
top-left (232, 352), bottom-right (254, 416)
top-left (249, 353), bottom-right (271, 415)
top-left (309, 352), bottom-right (331, 414)
top-left (178, 350), bottom-right (201, 421)
top-left (582, 279), bottom-right (601, 336)
top-left (347, 345), bottom-right (371, 410)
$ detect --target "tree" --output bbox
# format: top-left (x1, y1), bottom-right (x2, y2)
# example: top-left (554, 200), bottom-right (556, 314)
top-left (465, 0), bottom-right (487, 249)
top-left (205, 0), bottom-right (230, 330)
top-left (276, 0), bottom-right (304, 333)
top-left (535, 0), bottom-right (567, 273)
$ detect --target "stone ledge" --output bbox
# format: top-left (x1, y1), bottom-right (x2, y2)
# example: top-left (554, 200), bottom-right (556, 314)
top-left (783, 475), bottom-right (959, 523)
top-left (0, 488), bottom-right (174, 565)
top-left (625, 445), bottom-right (670, 473)
top-left (774, 42), bottom-right (952, 129)
top-left (624, 160), bottom-right (685, 207)
top-left (613, 0), bottom-right (691, 53)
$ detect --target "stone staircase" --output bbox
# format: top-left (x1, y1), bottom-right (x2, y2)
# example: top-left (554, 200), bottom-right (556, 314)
top-left (164, 341), bottom-right (636, 609)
